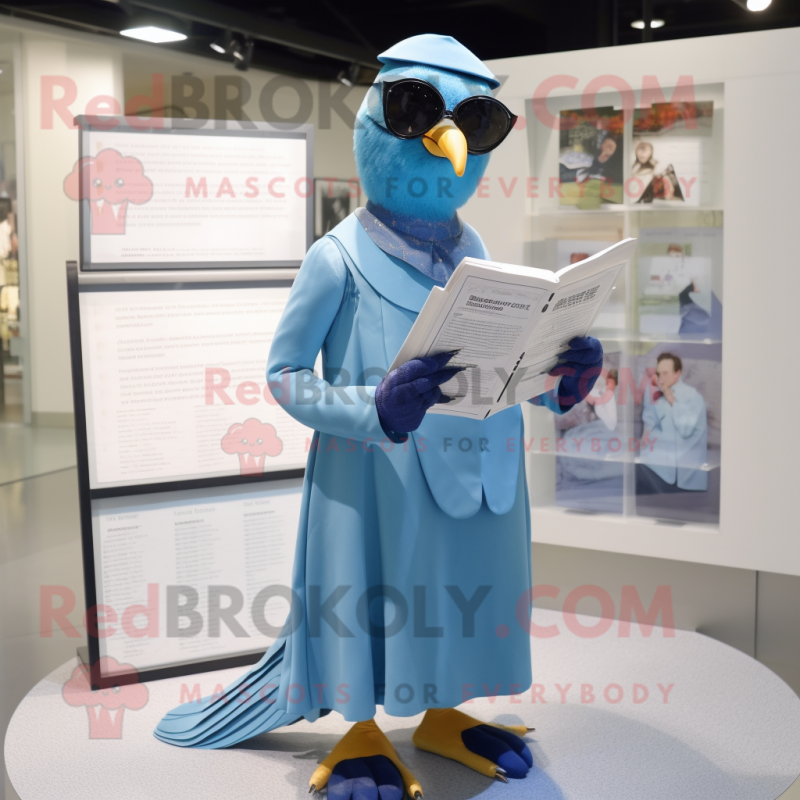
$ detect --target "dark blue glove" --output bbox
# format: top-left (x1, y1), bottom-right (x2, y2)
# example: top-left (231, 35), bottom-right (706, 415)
top-left (554, 335), bottom-right (603, 411)
top-left (328, 755), bottom-right (404, 800)
top-left (375, 351), bottom-right (463, 442)
top-left (462, 724), bottom-right (533, 780)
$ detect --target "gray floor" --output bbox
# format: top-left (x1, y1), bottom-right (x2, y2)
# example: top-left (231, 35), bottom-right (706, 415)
top-left (1, 447), bottom-right (86, 800)
top-left (2, 426), bottom-right (799, 800)
top-left (0, 423), bottom-right (77, 486)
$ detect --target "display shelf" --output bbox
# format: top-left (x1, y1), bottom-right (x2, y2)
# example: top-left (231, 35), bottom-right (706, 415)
top-left (529, 206), bottom-right (725, 216)
top-left (528, 503), bottom-right (720, 534)
top-left (523, 82), bottom-right (725, 218)
top-left (521, 446), bottom-right (721, 471)
top-left (592, 329), bottom-right (723, 345)
top-left (517, 80), bottom-right (725, 528)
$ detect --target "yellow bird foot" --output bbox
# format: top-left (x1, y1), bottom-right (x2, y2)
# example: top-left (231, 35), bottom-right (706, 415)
top-left (412, 708), bottom-right (534, 781)
top-left (309, 718), bottom-right (423, 798)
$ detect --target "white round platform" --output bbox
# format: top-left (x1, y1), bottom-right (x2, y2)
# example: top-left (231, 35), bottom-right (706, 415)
top-left (6, 608), bottom-right (800, 799)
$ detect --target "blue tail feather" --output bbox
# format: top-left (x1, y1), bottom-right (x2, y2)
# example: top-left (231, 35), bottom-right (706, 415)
top-left (154, 639), bottom-right (302, 748)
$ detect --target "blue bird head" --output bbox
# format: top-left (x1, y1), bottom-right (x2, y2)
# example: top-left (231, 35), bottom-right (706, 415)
top-left (354, 37), bottom-right (501, 222)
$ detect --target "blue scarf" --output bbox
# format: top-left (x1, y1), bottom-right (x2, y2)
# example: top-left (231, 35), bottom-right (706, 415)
top-left (355, 201), bottom-right (483, 285)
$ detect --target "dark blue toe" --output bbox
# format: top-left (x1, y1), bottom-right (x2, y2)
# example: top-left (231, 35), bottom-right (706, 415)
top-left (461, 725), bottom-right (531, 779)
top-left (363, 755), bottom-right (403, 800)
top-left (479, 724), bottom-right (534, 769)
top-left (328, 756), bottom-right (403, 800)
top-left (329, 758), bottom-right (377, 800)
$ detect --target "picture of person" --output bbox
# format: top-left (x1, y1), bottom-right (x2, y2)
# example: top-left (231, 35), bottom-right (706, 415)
top-left (667, 244), bottom-right (713, 334)
top-left (0, 204), bottom-right (14, 260)
top-left (637, 164), bottom-right (684, 203)
top-left (575, 135), bottom-right (621, 183)
top-left (631, 140), bottom-right (658, 177)
top-left (321, 185), bottom-right (349, 233)
top-left (558, 107), bottom-right (624, 206)
top-left (585, 367), bottom-right (618, 432)
top-left (637, 352), bottom-right (708, 496)
top-left (555, 363), bottom-right (625, 514)
top-left (638, 227), bottom-right (723, 340)
top-left (314, 179), bottom-right (360, 239)
top-left (641, 244), bottom-right (713, 336)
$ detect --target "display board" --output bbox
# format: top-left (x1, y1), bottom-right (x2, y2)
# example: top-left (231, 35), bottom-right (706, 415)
top-left (508, 82), bottom-right (725, 530)
top-left (91, 480), bottom-right (302, 675)
top-left (68, 265), bottom-right (310, 688)
top-left (72, 117), bottom-right (313, 270)
top-left (78, 279), bottom-right (309, 490)
top-left (67, 118), bottom-right (315, 688)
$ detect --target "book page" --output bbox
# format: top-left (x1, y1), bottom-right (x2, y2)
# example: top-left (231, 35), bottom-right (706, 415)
top-left (504, 266), bottom-right (621, 405)
top-left (387, 240), bottom-right (634, 418)
top-left (421, 273), bottom-right (548, 417)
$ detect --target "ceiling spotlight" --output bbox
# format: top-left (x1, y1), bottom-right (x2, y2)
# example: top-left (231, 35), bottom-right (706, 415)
top-left (631, 18), bottom-right (665, 29)
top-left (337, 63), bottom-right (362, 87)
top-left (210, 30), bottom-right (232, 54)
top-left (730, 0), bottom-right (771, 9)
top-left (121, 25), bottom-right (186, 43)
top-left (231, 38), bottom-right (254, 71)
top-left (121, 13), bottom-right (187, 43)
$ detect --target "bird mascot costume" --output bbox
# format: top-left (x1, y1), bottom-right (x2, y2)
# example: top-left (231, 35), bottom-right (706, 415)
top-left (155, 34), bottom-right (603, 798)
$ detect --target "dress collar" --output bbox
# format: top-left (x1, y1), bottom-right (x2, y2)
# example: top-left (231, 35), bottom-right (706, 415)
top-left (355, 202), bottom-right (482, 285)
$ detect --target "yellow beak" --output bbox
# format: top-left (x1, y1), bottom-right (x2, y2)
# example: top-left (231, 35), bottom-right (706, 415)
top-left (422, 119), bottom-right (467, 177)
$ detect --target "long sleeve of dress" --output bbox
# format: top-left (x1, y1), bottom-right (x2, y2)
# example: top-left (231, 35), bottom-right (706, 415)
top-left (266, 237), bottom-right (388, 443)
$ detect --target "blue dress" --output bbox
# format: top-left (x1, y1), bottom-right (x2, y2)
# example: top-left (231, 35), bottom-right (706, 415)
top-left (155, 211), bottom-right (562, 748)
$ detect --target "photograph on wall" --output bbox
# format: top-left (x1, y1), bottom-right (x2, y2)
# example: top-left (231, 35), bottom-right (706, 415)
top-left (77, 127), bottom-right (311, 267)
top-left (633, 344), bottom-right (721, 525)
top-left (630, 101), bottom-right (714, 206)
top-left (314, 178), bottom-right (361, 239)
top-left (558, 107), bottom-right (624, 209)
top-left (554, 351), bottom-right (626, 514)
top-left (637, 226), bottom-right (723, 339)
top-left (0, 196), bottom-right (19, 366)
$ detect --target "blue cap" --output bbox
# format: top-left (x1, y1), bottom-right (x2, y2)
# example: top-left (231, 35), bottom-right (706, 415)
top-left (377, 34), bottom-right (499, 90)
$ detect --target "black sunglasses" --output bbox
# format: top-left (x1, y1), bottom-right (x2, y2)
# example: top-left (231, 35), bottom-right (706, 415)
top-left (381, 78), bottom-right (518, 155)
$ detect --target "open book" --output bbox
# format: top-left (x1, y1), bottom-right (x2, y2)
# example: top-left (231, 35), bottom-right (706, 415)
top-left (388, 238), bottom-right (637, 419)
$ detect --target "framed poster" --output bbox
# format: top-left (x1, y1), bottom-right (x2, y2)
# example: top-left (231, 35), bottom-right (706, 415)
top-left (314, 178), bottom-right (361, 239)
top-left (72, 117), bottom-right (314, 270)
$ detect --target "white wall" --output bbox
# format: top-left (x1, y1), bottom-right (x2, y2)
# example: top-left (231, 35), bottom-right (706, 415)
top-left (7, 17), bottom-right (366, 421)
top-left (19, 32), bottom-right (123, 420)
